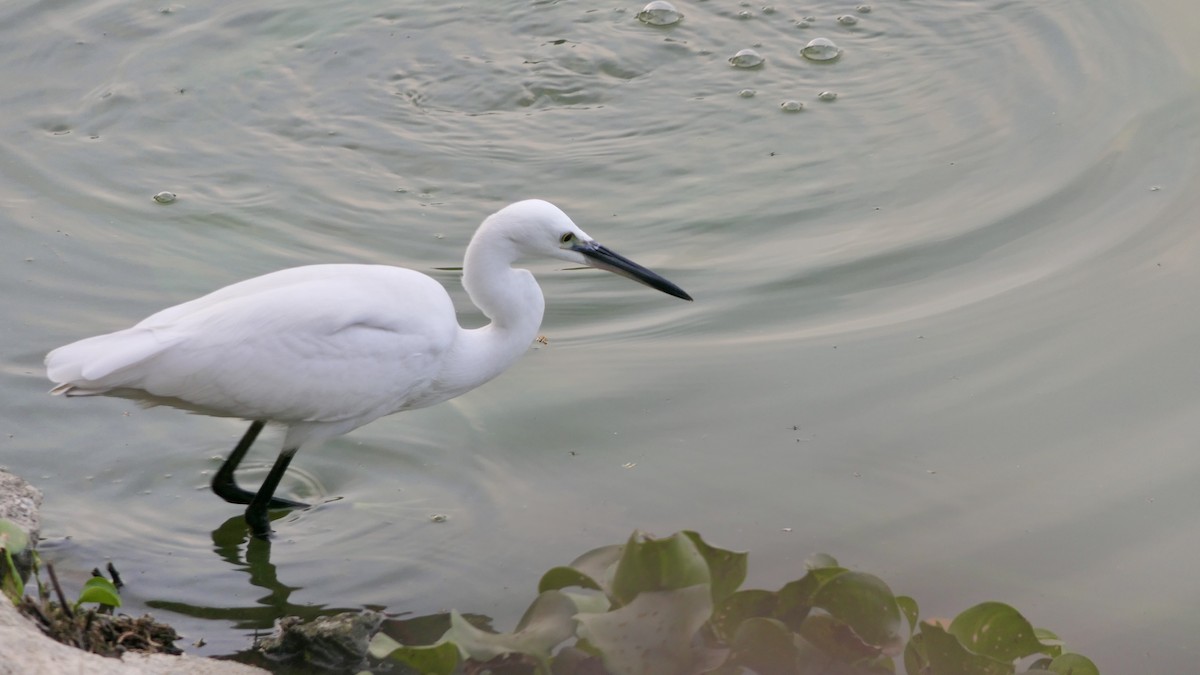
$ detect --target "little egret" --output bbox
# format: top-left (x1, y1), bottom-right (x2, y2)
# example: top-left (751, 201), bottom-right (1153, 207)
top-left (45, 200), bottom-right (691, 537)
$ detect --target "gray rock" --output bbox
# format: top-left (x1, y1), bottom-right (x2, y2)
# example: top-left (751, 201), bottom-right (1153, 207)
top-left (0, 469), bottom-right (42, 585)
top-left (259, 610), bottom-right (385, 670)
top-left (0, 469), bottom-right (41, 538)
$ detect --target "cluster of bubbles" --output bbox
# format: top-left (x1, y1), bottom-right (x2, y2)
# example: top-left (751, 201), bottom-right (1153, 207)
top-left (638, 1), bottom-right (870, 113)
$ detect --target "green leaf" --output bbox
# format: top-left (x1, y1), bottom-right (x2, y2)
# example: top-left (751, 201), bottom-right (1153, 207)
top-left (610, 531), bottom-right (710, 607)
top-left (919, 621), bottom-right (1013, 675)
top-left (443, 590), bottom-right (577, 663)
top-left (1, 554), bottom-right (22, 604)
top-left (711, 589), bottom-right (778, 642)
top-left (551, 645), bottom-right (608, 675)
top-left (576, 584), bottom-right (722, 675)
top-left (726, 617), bottom-right (799, 674)
top-left (561, 590), bottom-right (611, 615)
top-left (797, 612), bottom-right (883, 664)
top-left (904, 630), bottom-right (928, 675)
top-left (774, 567), bottom-right (841, 630)
top-left (368, 633), bottom-right (461, 674)
top-left (1041, 652), bottom-right (1100, 675)
top-left (896, 596), bottom-right (919, 634)
top-left (76, 576), bottom-right (121, 608)
top-left (949, 602), bottom-right (1059, 662)
top-left (540, 543), bottom-right (625, 596)
top-left (810, 571), bottom-right (903, 655)
top-left (0, 519), bottom-right (29, 555)
top-left (806, 553), bottom-right (839, 570)
top-left (375, 612), bottom-right (480, 647)
top-left (539, 566), bottom-right (605, 594)
top-left (681, 531), bottom-right (747, 605)
top-left (1032, 627), bottom-right (1064, 650)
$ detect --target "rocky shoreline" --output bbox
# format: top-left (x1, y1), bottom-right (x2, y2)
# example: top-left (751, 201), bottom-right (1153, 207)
top-left (0, 469), bottom-right (267, 675)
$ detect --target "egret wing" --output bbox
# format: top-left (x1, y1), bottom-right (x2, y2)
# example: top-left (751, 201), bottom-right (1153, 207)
top-left (48, 265), bottom-right (461, 424)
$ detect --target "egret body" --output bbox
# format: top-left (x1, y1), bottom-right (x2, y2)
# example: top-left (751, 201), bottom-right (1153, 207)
top-left (45, 200), bottom-right (691, 537)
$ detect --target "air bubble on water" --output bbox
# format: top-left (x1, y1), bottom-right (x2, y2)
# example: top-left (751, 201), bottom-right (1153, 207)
top-left (729, 48), bottom-right (765, 67)
top-left (781, 100), bottom-right (805, 112)
top-left (153, 191), bottom-right (176, 204)
top-left (739, 89), bottom-right (757, 98)
top-left (738, 10), bottom-right (753, 19)
top-left (762, 6), bottom-right (776, 14)
top-left (795, 20), bottom-right (810, 28)
top-left (857, 5), bottom-right (873, 13)
top-left (836, 14), bottom-right (858, 25)
top-left (637, 1), bottom-right (682, 26)
top-left (801, 38), bottom-right (841, 61)
top-left (818, 91), bottom-right (838, 101)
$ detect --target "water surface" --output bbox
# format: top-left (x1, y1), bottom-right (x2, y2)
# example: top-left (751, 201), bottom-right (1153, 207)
top-left (2, 0), bottom-right (1199, 671)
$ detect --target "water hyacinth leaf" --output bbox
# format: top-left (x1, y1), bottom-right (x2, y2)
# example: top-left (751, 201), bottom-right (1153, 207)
top-left (576, 584), bottom-right (718, 675)
top-left (797, 612), bottom-right (883, 664)
top-left (727, 617), bottom-right (800, 673)
top-left (0, 518), bottom-right (29, 554)
top-left (443, 591), bottom-right (578, 662)
top-left (805, 553), bottom-right (839, 570)
top-left (903, 630), bottom-right (928, 675)
top-left (368, 633), bottom-right (461, 674)
top-left (949, 602), bottom-right (1059, 662)
top-left (1032, 627), bottom-right (1064, 649)
top-left (1041, 652), bottom-right (1100, 675)
top-left (776, 576), bottom-right (815, 618)
top-left (774, 567), bottom-right (842, 629)
top-left (551, 645), bottom-right (608, 674)
top-left (919, 621), bottom-right (1013, 675)
top-left (810, 571), bottom-right (902, 654)
top-left (539, 566), bottom-right (605, 594)
top-left (681, 531), bottom-right (747, 604)
top-left (778, 564), bottom-right (846, 611)
top-left (375, 612), bottom-right (487, 647)
top-left (561, 590), bottom-right (611, 615)
top-left (711, 589), bottom-right (778, 641)
top-left (540, 543), bottom-right (625, 596)
top-left (896, 596), bottom-right (920, 634)
top-left (367, 632), bottom-right (403, 658)
top-left (610, 531), bottom-right (710, 607)
top-left (77, 576), bottom-right (121, 608)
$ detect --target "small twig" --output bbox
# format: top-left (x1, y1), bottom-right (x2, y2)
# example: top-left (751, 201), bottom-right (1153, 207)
top-left (21, 598), bottom-right (54, 629)
top-left (82, 610), bottom-right (95, 652)
top-left (45, 562), bottom-right (74, 620)
top-left (106, 562), bottom-right (124, 589)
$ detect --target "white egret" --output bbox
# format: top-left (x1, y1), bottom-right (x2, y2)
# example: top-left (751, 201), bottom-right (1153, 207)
top-left (45, 200), bottom-right (691, 537)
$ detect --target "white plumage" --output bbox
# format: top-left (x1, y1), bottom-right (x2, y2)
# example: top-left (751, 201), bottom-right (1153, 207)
top-left (45, 200), bottom-right (691, 537)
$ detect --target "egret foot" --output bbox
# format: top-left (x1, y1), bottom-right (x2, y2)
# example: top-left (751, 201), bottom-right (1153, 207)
top-left (245, 445), bottom-right (301, 539)
top-left (216, 483), bottom-right (308, 510)
top-left (212, 421), bottom-right (308, 510)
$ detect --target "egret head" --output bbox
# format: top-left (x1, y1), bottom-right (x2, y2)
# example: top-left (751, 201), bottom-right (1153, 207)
top-left (490, 199), bottom-right (693, 301)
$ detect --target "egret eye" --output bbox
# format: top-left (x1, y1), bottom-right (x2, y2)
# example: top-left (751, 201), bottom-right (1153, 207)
top-left (560, 232), bottom-right (575, 245)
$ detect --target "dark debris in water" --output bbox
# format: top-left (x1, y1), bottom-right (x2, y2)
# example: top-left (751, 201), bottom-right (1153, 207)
top-left (18, 596), bottom-right (182, 657)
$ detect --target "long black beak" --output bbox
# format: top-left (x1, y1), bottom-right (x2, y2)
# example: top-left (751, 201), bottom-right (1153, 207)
top-left (573, 241), bottom-right (693, 301)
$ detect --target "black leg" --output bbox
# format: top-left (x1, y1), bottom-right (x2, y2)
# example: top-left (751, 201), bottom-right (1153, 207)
top-left (245, 446), bottom-right (300, 539)
top-left (211, 421), bottom-right (307, 509)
